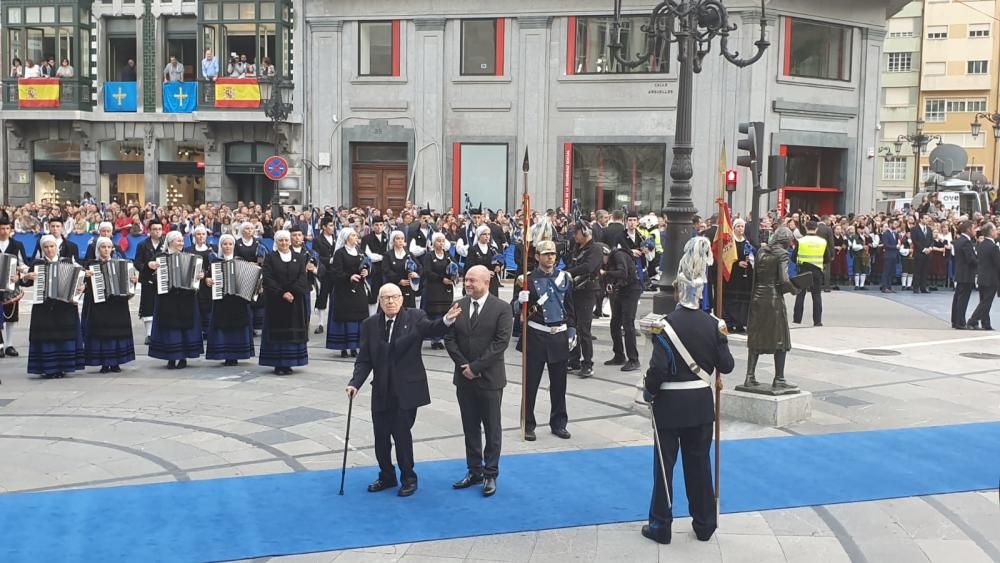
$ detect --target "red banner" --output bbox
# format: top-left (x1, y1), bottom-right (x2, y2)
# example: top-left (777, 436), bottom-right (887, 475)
top-left (17, 78), bottom-right (60, 108)
top-left (777, 188), bottom-right (786, 219)
top-left (562, 143), bottom-right (573, 212)
top-left (214, 78), bottom-right (261, 109)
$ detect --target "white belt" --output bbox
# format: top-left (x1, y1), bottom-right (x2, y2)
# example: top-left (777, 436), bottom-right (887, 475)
top-left (528, 321), bottom-right (567, 334)
top-left (659, 380), bottom-right (710, 390)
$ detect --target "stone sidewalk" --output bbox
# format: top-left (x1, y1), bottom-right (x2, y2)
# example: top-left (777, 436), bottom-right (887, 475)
top-left (0, 286), bottom-right (997, 562)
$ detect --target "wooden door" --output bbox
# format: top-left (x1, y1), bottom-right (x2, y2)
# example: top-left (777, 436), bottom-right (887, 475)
top-left (352, 164), bottom-right (408, 210)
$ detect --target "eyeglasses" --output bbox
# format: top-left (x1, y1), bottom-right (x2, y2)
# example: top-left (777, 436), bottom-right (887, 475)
top-left (379, 295), bottom-right (403, 303)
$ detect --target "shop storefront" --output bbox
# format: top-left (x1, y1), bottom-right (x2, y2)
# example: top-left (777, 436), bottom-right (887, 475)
top-left (99, 141), bottom-right (145, 205)
top-left (777, 145), bottom-right (845, 216)
top-left (563, 143), bottom-right (666, 214)
top-left (158, 141), bottom-right (205, 206)
top-left (33, 140), bottom-right (81, 203)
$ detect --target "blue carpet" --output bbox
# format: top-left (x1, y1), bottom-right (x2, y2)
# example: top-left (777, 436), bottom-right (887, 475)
top-left (1, 422), bottom-right (998, 562)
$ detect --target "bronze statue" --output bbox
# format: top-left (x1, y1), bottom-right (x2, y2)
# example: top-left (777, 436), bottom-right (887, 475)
top-left (739, 227), bottom-right (801, 395)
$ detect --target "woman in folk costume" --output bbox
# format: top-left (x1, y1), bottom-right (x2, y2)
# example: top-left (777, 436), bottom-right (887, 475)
top-left (234, 221), bottom-right (266, 334)
top-left (899, 218), bottom-right (915, 290)
top-left (205, 234), bottom-right (255, 366)
top-left (24, 235), bottom-right (85, 379)
top-left (149, 231), bottom-right (204, 370)
top-left (82, 237), bottom-right (137, 373)
top-left (421, 232), bottom-right (458, 350)
top-left (457, 225), bottom-right (502, 296)
top-left (326, 228), bottom-right (369, 358)
top-left (259, 230), bottom-right (310, 375)
top-left (383, 229), bottom-right (420, 309)
top-left (847, 226), bottom-right (870, 290)
top-left (185, 225), bottom-right (215, 338)
top-left (723, 218), bottom-right (755, 333)
top-left (831, 224), bottom-right (849, 287)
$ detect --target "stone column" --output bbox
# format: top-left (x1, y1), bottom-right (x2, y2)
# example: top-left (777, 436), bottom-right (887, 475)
top-left (142, 125), bottom-right (159, 205)
top-left (855, 28), bottom-right (886, 210)
top-left (80, 146), bottom-right (99, 201)
top-left (413, 18), bottom-right (446, 209)
top-left (5, 125), bottom-right (32, 206)
top-left (516, 16), bottom-right (552, 208)
top-left (306, 19), bottom-right (343, 206)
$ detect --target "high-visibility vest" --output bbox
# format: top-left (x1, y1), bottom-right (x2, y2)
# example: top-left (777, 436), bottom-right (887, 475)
top-left (651, 229), bottom-right (662, 253)
top-left (797, 235), bottom-right (827, 268)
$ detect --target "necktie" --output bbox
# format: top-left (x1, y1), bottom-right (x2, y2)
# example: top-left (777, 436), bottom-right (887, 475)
top-left (384, 319), bottom-right (393, 342)
top-left (471, 301), bottom-right (480, 324)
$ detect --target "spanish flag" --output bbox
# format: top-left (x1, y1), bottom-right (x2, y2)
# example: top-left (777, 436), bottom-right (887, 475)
top-left (712, 199), bottom-right (738, 282)
top-left (18, 78), bottom-right (60, 108)
top-left (214, 78), bottom-right (261, 109)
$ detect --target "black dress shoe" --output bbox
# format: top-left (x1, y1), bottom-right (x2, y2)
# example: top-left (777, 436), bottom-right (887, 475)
top-left (6, 346), bottom-right (18, 357)
top-left (176, 359), bottom-right (187, 369)
top-left (110, 365), bottom-right (121, 373)
top-left (167, 360), bottom-right (177, 370)
top-left (524, 428), bottom-right (536, 441)
top-left (621, 360), bottom-right (640, 372)
top-left (314, 325), bottom-right (324, 334)
top-left (577, 366), bottom-right (594, 378)
top-left (567, 363), bottom-right (581, 373)
top-left (100, 366), bottom-right (110, 374)
top-left (452, 472), bottom-right (484, 489)
top-left (431, 342), bottom-right (444, 350)
top-left (814, 322), bottom-right (823, 327)
top-left (603, 356), bottom-right (626, 366)
top-left (953, 324), bottom-right (968, 330)
top-left (641, 525), bottom-right (670, 545)
top-left (398, 481), bottom-right (418, 497)
top-left (552, 428), bottom-right (571, 439)
top-left (223, 359), bottom-right (238, 366)
top-left (350, 349), bottom-right (358, 357)
top-left (367, 478), bottom-right (398, 493)
top-left (340, 350), bottom-right (348, 358)
top-left (482, 477), bottom-right (496, 497)
top-left (0, 347), bottom-right (5, 358)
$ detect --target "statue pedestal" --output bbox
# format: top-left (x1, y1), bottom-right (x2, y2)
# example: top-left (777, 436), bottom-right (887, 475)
top-left (721, 389), bottom-right (812, 427)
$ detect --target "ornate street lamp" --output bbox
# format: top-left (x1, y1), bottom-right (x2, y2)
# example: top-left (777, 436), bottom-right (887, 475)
top-left (885, 120), bottom-right (939, 194)
top-left (609, 0), bottom-right (770, 314)
top-left (970, 112), bottom-right (1000, 198)
top-left (260, 79), bottom-right (293, 218)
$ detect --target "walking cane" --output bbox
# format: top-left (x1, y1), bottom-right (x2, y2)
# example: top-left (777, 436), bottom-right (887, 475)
top-left (338, 393), bottom-right (354, 496)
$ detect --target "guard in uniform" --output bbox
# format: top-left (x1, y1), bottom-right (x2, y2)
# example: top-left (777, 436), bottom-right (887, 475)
top-left (642, 237), bottom-right (734, 545)
top-left (515, 240), bottom-right (576, 441)
top-left (565, 220), bottom-right (602, 378)
top-left (134, 219), bottom-right (166, 345)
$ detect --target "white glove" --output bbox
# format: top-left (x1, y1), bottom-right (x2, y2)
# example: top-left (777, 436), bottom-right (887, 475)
top-left (518, 290), bottom-right (530, 304)
top-left (567, 328), bottom-right (578, 350)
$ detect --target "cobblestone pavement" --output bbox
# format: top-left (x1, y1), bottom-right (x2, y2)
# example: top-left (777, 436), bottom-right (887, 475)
top-left (1, 285), bottom-right (998, 562)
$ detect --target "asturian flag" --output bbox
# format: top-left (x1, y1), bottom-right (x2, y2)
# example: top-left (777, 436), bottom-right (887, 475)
top-left (103, 81), bottom-right (138, 112)
top-left (162, 82), bottom-right (197, 113)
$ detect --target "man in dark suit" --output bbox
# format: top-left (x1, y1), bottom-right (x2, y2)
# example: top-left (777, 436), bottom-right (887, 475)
top-left (641, 239), bottom-right (734, 546)
top-left (445, 265), bottom-right (513, 497)
top-left (134, 220), bottom-right (166, 344)
top-left (817, 216), bottom-right (836, 290)
top-left (951, 220), bottom-right (978, 330)
top-left (347, 285), bottom-right (461, 497)
top-left (968, 223), bottom-right (999, 330)
top-left (0, 217), bottom-right (28, 357)
top-left (879, 220), bottom-right (899, 293)
top-left (602, 210), bottom-right (627, 251)
top-left (910, 214), bottom-right (933, 293)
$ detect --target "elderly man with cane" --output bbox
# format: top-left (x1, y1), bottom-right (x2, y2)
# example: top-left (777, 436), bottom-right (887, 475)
top-left (641, 237), bottom-right (734, 545)
top-left (345, 284), bottom-right (461, 497)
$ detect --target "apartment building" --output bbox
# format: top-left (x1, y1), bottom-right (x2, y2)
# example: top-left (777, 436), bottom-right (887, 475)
top-left (878, 1), bottom-right (923, 200)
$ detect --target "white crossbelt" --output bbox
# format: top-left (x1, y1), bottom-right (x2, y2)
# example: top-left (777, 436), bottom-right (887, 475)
top-left (659, 380), bottom-right (710, 390)
top-left (659, 320), bottom-right (713, 386)
top-left (528, 321), bottom-right (567, 334)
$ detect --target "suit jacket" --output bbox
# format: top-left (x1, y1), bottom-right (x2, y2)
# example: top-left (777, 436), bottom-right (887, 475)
top-left (313, 231), bottom-right (336, 277)
top-left (445, 294), bottom-right (513, 390)
top-left (350, 308), bottom-right (451, 412)
top-left (817, 222), bottom-right (835, 262)
top-left (645, 307), bottom-right (735, 428)
top-left (0, 237), bottom-right (28, 265)
top-left (954, 234), bottom-right (978, 284)
top-left (603, 223), bottom-right (626, 250)
top-left (911, 224), bottom-right (932, 253)
top-left (880, 229), bottom-right (899, 255)
top-left (976, 239), bottom-right (1000, 287)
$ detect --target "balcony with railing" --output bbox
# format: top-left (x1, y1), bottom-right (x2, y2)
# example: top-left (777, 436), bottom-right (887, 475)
top-left (1, 77), bottom-right (93, 111)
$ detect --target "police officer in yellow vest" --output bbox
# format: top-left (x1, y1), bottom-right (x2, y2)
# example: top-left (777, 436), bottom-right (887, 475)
top-left (794, 220), bottom-right (828, 327)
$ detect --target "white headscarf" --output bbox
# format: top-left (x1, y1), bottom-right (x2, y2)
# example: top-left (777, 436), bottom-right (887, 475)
top-left (164, 230), bottom-right (184, 253)
top-left (98, 221), bottom-right (113, 233)
top-left (475, 225), bottom-right (491, 241)
top-left (389, 230), bottom-right (406, 249)
top-left (430, 231), bottom-right (451, 253)
top-left (218, 233), bottom-right (236, 257)
top-left (335, 227), bottom-right (356, 251)
top-left (95, 236), bottom-right (114, 251)
top-left (39, 234), bottom-right (57, 258)
top-left (274, 230), bottom-right (291, 242)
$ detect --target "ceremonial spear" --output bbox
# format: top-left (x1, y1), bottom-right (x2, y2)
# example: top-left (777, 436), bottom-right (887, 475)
top-left (520, 148), bottom-right (530, 442)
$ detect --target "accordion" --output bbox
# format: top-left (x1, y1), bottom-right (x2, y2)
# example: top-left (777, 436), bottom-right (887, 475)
top-left (0, 253), bottom-right (17, 292)
top-left (32, 261), bottom-right (86, 304)
top-left (156, 253), bottom-right (203, 294)
top-left (210, 259), bottom-right (263, 302)
top-left (88, 259), bottom-right (136, 303)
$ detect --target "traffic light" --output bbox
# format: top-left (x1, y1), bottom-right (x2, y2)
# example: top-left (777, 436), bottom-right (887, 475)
top-left (737, 121), bottom-right (765, 181)
top-left (725, 169), bottom-right (738, 192)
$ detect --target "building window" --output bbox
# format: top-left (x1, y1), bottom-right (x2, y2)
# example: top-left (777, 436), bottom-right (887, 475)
top-left (568, 16), bottom-right (668, 75)
top-left (968, 99), bottom-right (988, 113)
top-left (199, 0), bottom-right (293, 79)
top-left (926, 26), bottom-right (947, 39)
top-left (452, 144), bottom-right (508, 212)
top-left (969, 24), bottom-right (990, 38)
top-left (886, 52), bottom-right (911, 72)
top-left (882, 157), bottom-right (907, 181)
top-left (461, 19), bottom-right (503, 76)
top-left (924, 99), bottom-right (945, 122)
top-left (358, 21), bottom-right (399, 77)
top-left (920, 165), bottom-right (930, 181)
top-left (568, 144), bottom-right (666, 213)
top-left (966, 165), bottom-right (985, 175)
top-left (888, 31), bottom-right (913, 38)
top-left (784, 18), bottom-right (852, 81)
top-left (946, 100), bottom-right (966, 113)
top-left (967, 60), bottom-right (988, 74)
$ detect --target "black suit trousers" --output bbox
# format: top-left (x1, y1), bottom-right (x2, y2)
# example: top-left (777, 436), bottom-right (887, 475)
top-left (571, 289), bottom-right (596, 367)
top-left (793, 265), bottom-right (823, 325)
top-left (952, 282), bottom-right (975, 327)
top-left (969, 286), bottom-right (996, 328)
top-left (914, 252), bottom-right (929, 291)
top-left (315, 272), bottom-right (334, 310)
top-left (457, 386), bottom-right (503, 478)
top-left (610, 287), bottom-right (641, 361)
top-left (648, 423), bottom-right (716, 542)
top-left (371, 392), bottom-right (418, 483)
top-left (524, 334), bottom-right (568, 431)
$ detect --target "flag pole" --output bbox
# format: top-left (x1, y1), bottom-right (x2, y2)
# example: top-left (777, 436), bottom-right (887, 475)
top-left (520, 148), bottom-right (531, 442)
top-left (713, 198), bottom-right (725, 523)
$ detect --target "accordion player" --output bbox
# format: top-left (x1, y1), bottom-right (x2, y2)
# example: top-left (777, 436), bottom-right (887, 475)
top-left (31, 260), bottom-right (86, 305)
top-left (26, 234), bottom-right (87, 378)
top-left (210, 259), bottom-right (263, 302)
top-left (156, 252), bottom-right (204, 294)
top-left (0, 253), bottom-right (22, 305)
top-left (88, 259), bottom-right (136, 303)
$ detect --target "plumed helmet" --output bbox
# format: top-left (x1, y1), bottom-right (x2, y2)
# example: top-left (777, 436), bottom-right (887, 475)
top-left (529, 218), bottom-right (555, 243)
top-left (673, 236), bottom-right (712, 310)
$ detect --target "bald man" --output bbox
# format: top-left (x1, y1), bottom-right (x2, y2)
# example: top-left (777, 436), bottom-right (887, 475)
top-left (445, 266), bottom-right (513, 497)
